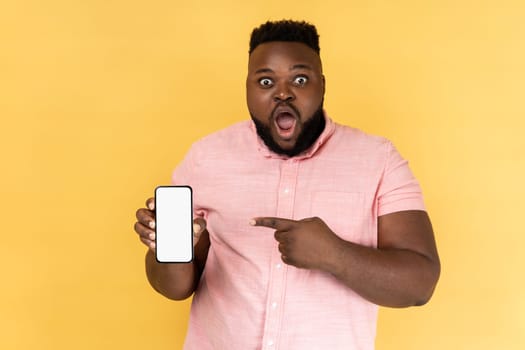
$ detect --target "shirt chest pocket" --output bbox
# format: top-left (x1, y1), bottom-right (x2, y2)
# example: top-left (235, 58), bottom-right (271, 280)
top-left (309, 191), bottom-right (372, 245)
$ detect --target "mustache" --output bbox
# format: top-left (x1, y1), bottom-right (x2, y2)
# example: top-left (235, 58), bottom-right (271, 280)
top-left (271, 102), bottom-right (300, 119)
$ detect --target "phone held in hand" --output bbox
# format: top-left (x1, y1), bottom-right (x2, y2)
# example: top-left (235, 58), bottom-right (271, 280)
top-left (155, 186), bottom-right (193, 263)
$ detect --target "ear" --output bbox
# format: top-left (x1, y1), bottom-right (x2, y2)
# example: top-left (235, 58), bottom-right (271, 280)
top-left (322, 75), bottom-right (326, 95)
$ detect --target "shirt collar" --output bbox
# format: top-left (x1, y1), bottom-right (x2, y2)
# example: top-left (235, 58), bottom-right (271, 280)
top-left (250, 111), bottom-right (336, 160)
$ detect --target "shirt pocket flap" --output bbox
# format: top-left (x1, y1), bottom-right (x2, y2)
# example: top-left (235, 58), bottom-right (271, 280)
top-left (310, 191), bottom-right (371, 245)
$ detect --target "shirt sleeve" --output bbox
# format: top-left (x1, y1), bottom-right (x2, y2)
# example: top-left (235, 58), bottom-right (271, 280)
top-left (171, 144), bottom-right (208, 220)
top-left (171, 147), bottom-right (193, 187)
top-left (377, 141), bottom-right (426, 216)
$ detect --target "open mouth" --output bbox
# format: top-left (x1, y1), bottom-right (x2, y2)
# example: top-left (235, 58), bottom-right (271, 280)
top-left (275, 112), bottom-right (297, 138)
top-left (273, 105), bottom-right (298, 140)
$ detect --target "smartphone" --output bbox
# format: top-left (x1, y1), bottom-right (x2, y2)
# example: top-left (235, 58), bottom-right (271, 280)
top-left (155, 186), bottom-right (193, 263)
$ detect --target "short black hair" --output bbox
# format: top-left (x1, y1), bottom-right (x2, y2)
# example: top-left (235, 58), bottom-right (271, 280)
top-left (249, 20), bottom-right (320, 55)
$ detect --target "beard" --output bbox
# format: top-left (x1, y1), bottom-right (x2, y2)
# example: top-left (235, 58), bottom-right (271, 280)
top-left (251, 103), bottom-right (326, 158)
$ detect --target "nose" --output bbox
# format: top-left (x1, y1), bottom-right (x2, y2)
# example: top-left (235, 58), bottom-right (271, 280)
top-left (273, 83), bottom-right (295, 102)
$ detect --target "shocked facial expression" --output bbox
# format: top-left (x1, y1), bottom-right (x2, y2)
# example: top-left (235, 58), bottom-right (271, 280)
top-left (246, 41), bottom-right (325, 156)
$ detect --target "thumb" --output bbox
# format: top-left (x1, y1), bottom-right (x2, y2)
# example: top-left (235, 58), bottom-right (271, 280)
top-left (193, 217), bottom-right (207, 245)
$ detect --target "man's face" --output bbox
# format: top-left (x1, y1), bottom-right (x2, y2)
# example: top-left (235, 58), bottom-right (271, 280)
top-left (246, 41), bottom-right (325, 157)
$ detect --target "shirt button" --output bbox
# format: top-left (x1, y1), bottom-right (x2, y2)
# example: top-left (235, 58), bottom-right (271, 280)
top-left (283, 188), bottom-right (289, 194)
top-left (276, 263), bottom-right (282, 269)
top-left (271, 302), bottom-right (278, 309)
top-left (268, 340), bottom-right (274, 347)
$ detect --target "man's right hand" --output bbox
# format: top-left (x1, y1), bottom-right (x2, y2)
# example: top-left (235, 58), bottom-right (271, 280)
top-left (134, 197), bottom-right (207, 251)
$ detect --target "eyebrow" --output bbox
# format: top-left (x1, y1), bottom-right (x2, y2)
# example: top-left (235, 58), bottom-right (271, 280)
top-left (254, 64), bottom-right (314, 75)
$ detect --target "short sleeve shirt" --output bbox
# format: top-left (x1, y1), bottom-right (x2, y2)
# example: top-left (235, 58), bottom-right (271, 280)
top-left (172, 114), bottom-right (426, 350)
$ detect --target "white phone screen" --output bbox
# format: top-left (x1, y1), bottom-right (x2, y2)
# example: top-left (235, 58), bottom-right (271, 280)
top-left (155, 186), bottom-right (193, 263)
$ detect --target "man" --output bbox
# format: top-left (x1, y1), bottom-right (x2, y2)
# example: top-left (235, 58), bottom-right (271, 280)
top-left (134, 20), bottom-right (440, 349)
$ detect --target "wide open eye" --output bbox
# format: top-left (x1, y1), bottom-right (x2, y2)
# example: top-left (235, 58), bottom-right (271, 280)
top-left (293, 76), bottom-right (308, 86)
top-left (259, 78), bottom-right (274, 87)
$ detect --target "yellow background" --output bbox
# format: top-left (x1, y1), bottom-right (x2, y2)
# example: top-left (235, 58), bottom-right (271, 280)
top-left (1, 0), bottom-right (524, 349)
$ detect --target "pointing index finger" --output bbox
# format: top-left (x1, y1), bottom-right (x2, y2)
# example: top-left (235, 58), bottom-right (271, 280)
top-left (250, 217), bottom-right (296, 230)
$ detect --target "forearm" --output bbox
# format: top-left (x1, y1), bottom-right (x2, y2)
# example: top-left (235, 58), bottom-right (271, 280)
top-left (323, 239), bottom-right (440, 308)
top-left (145, 249), bottom-right (200, 300)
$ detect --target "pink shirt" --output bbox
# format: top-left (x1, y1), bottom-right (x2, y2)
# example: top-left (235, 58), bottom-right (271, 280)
top-left (172, 115), bottom-right (425, 350)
